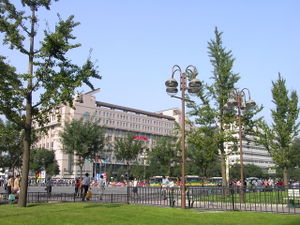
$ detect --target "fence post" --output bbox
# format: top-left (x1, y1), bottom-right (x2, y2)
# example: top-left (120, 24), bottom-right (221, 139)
top-left (231, 186), bottom-right (235, 211)
top-left (127, 186), bottom-right (130, 204)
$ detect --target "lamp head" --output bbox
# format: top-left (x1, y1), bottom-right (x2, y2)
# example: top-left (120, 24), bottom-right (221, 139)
top-left (188, 78), bottom-right (201, 88)
top-left (227, 98), bottom-right (238, 107)
top-left (246, 99), bottom-right (256, 108)
top-left (188, 78), bottom-right (201, 95)
top-left (166, 87), bottom-right (178, 95)
top-left (165, 78), bottom-right (178, 88)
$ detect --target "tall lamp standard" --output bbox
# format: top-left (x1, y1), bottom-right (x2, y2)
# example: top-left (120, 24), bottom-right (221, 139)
top-left (165, 65), bottom-right (201, 209)
top-left (225, 88), bottom-right (256, 201)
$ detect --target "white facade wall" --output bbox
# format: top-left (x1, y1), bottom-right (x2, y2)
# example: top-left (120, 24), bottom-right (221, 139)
top-left (225, 133), bottom-right (275, 169)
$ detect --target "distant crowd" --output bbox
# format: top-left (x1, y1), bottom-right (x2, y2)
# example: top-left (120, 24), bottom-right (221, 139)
top-left (229, 177), bottom-right (286, 188)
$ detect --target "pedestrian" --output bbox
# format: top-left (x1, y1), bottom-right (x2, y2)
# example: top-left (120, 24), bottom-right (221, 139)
top-left (45, 177), bottom-right (52, 197)
top-left (75, 178), bottom-right (81, 197)
top-left (6, 175), bottom-right (14, 195)
top-left (99, 175), bottom-right (105, 200)
top-left (13, 175), bottom-right (21, 199)
top-left (132, 178), bottom-right (138, 198)
top-left (81, 173), bottom-right (90, 201)
top-left (161, 176), bottom-right (169, 200)
top-left (86, 187), bottom-right (92, 201)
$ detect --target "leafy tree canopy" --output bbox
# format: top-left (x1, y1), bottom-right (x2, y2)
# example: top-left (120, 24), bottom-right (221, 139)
top-left (30, 147), bottom-right (59, 176)
top-left (148, 136), bottom-right (179, 177)
top-left (59, 117), bottom-right (106, 177)
top-left (255, 74), bottom-right (299, 185)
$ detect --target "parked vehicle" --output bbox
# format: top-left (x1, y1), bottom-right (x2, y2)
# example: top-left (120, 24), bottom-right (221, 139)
top-left (149, 176), bottom-right (163, 187)
top-left (206, 177), bottom-right (222, 186)
top-left (291, 181), bottom-right (300, 188)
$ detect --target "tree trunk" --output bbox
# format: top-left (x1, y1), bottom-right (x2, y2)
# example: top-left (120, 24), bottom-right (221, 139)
top-left (283, 166), bottom-right (289, 187)
top-left (220, 153), bottom-right (227, 187)
top-left (18, 119), bottom-right (32, 207)
top-left (167, 164), bottom-right (171, 176)
top-left (79, 165), bottom-right (83, 179)
top-left (18, 8), bottom-right (35, 207)
top-left (127, 162), bottom-right (131, 179)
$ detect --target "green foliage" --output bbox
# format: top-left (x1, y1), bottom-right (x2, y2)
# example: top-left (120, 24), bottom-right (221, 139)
top-left (147, 136), bottom-right (179, 176)
top-left (30, 148), bottom-right (59, 176)
top-left (290, 137), bottom-right (300, 168)
top-left (187, 27), bottom-right (262, 186)
top-left (0, 119), bottom-right (23, 170)
top-left (59, 117), bottom-right (106, 176)
top-left (0, 1), bottom-right (102, 126)
top-left (187, 127), bottom-right (218, 177)
top-left (230, 164), bottom-right (264, 180)
top-left (187, 27), bottom-right (240, 185)
top-left (130, 164), bottom-right (148, 180)
top-left (255, 74), bottom-right (299, 184)
top-left (114, 133), bottom-right (144, 164)
top-left (288, 168), bottom-right (300, 181)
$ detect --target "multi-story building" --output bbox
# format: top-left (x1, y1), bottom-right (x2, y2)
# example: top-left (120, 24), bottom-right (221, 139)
top-left (224, 126), bottom-right (275, 181)
top-left (35, 89), bottom-right (177, 179)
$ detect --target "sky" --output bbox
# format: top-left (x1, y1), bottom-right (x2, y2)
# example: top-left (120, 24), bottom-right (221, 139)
top-left (2, 0), bottom-right (300, 123)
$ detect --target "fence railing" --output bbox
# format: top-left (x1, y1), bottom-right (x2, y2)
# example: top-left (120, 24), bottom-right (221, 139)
top-left (127, 186), bottom-right (300, 214)
top-left (1, 186), bottom-right (299, 214)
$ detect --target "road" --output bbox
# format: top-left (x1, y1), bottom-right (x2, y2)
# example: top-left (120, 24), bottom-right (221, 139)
top-left (0, 185), bottom-right (128, 194)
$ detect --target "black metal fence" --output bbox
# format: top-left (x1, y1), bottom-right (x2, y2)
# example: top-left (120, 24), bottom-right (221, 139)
top-left (1, 186), bottom-right (300, 214)
top-left (127, 186), bottom-right (300, 214)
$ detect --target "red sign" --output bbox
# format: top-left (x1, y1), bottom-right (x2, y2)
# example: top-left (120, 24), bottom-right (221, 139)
top-left (133, 136), bottom-right (149, 141)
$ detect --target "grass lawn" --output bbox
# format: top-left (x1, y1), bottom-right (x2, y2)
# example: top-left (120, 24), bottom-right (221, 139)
top-left (0, 203), bottom-right (300, 225)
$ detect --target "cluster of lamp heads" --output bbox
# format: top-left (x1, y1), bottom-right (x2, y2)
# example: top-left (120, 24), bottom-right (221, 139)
top-left (165, 77), bottom-right (201, 96)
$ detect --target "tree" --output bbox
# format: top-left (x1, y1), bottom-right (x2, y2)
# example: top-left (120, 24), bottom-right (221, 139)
top-left (148, 136), bottom-right (180, 176)
top-left (187, 28), bottom-right (239, 186)
top-left (187, 127), bottom-right (218, 177)
top-left (30, 148), bottom-right (59, 177)
top-left (114, 133), bottom-right (144, 178)
top-left (0, 119), bottom-right (23, 173)
top-left (59, 117), bottom-right (105, 178)
top-left (188, 28), bottom-right (261, 186)
top-left (255, 74), bottom-right (299, 185)
top-left (0, 0), bottom-right (101, 207)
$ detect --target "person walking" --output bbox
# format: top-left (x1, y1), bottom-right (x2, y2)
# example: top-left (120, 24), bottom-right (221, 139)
top-left (161, 176), bottom-right (169, 200)
top-left (13, 175), bottom-right (20, 192)
top-left (13, 175), bottom-right (21, 199)
top-left (81, 173), bottom-right (91, 201)
top-left (6, 175), bottom-right (14, 195)
top-left (99, 175), bottom-right (105, 200)
top-left (45, 177), bottom-right (52, 197)
top-left (74, 178), bottom-right (81, 197)
top-left (132, 178), bottom-right (139, 199)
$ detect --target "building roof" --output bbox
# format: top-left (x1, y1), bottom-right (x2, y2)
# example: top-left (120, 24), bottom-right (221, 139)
top-left (95, 101), bottom-right (175, 121)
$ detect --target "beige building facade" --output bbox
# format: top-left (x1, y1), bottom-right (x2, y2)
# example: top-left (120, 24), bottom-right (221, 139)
top-left (35, 90), bottom-right (178, 179)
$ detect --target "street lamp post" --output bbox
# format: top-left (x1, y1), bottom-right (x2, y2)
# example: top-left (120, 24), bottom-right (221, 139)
top-left (165, 65), bottom-right (201, 209)
top-left (225, 88), bottom-right (256, 201)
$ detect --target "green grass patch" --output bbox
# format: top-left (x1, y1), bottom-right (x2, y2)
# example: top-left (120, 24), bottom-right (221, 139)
top-left (0, 202), bottom-right (300, 225)
top-left (196, 190), bottom-right (289, 204)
